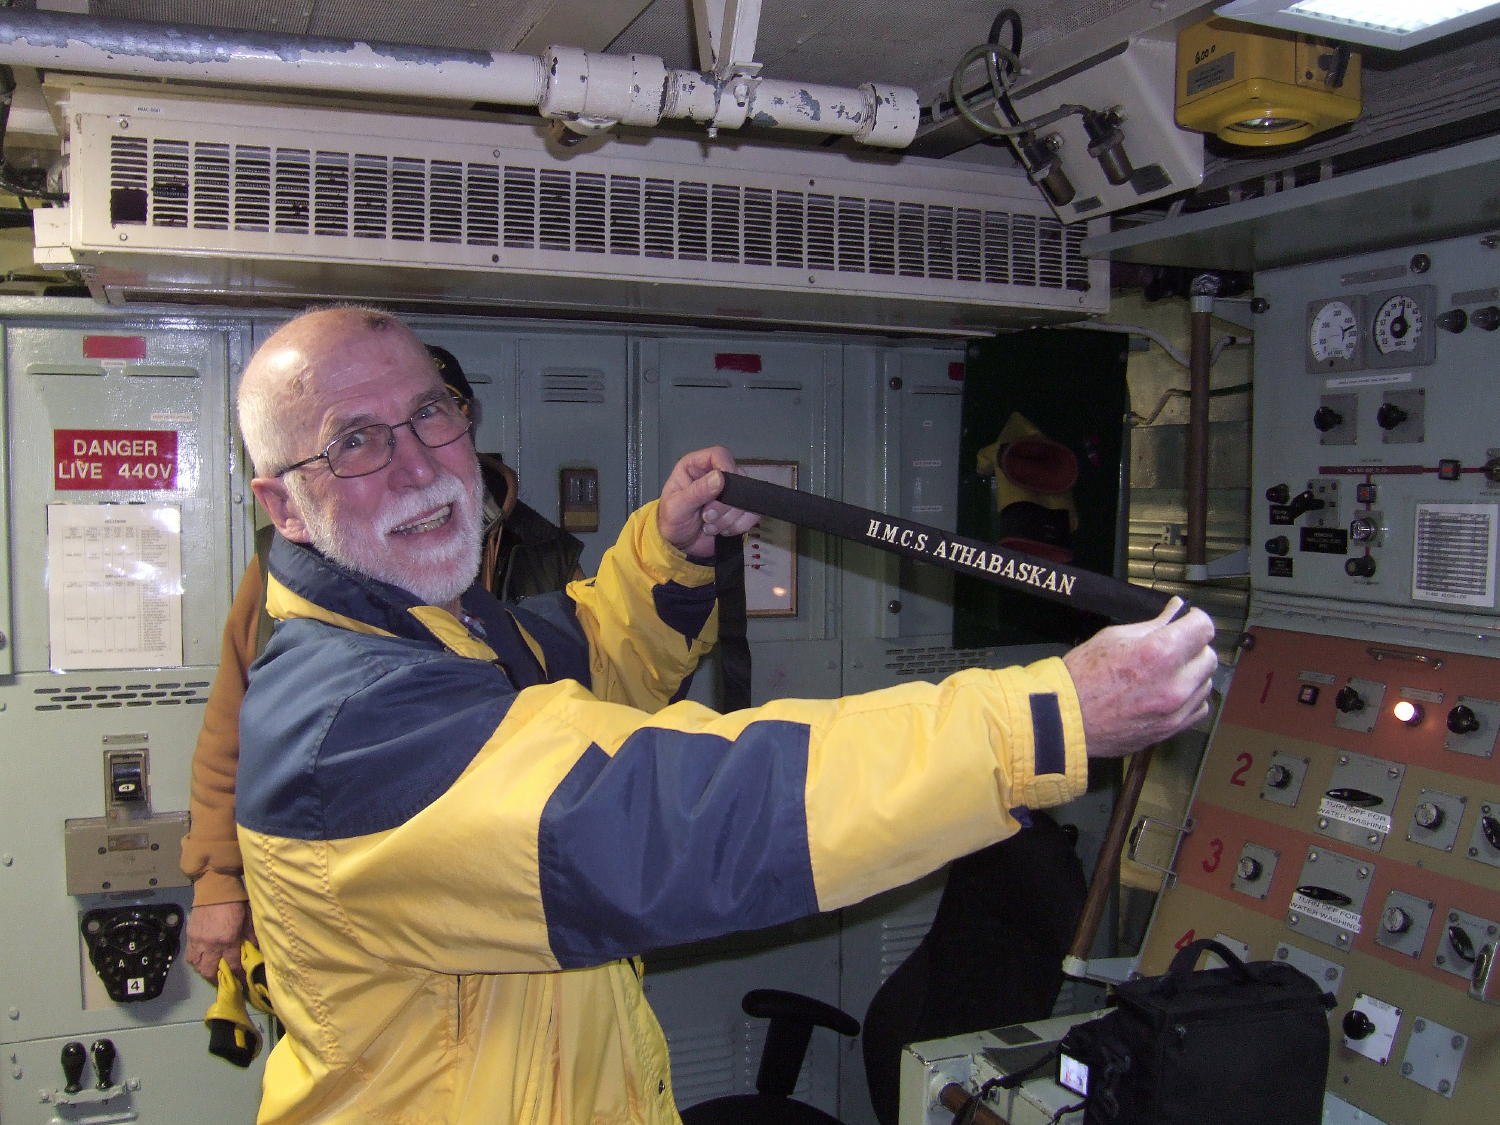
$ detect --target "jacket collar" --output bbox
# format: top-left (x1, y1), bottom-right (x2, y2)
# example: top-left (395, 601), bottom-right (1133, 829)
top-left (264, 533), bottom-right (512, 662)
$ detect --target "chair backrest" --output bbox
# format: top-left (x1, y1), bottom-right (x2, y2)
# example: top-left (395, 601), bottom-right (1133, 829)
top-left (861, 811), bottom-right (1087, 1125)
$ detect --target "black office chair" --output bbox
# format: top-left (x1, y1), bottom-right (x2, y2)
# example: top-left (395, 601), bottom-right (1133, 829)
top-left (678, 987), bottom-right (860, 1125)
top-left (860, 811), bottom-right (1087, 1125)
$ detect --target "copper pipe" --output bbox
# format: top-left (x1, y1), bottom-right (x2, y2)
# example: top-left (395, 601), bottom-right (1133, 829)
top-left (939, 1082), bottom-right (1011, 1124)
top-left (1185, 274), bottom-right (1220, 575)
top-left (1066, 747), bottom-right (1154, 964)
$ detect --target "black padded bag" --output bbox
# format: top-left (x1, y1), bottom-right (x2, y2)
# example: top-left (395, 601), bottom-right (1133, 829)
top-left (1065, 938), bottom-right (1334, 1125)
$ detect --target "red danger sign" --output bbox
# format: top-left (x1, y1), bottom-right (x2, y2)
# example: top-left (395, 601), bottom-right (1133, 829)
top-left (54, 429), bottom-right (179, 490)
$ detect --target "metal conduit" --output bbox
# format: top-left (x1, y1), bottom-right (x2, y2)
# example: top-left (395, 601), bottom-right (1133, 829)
top-left (0, 9), bottom-right (918, 147)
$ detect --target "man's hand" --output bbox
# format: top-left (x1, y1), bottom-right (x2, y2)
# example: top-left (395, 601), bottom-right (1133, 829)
top-left (657, 446), bottom-right (760, 558)
top-left (185, 900), bottom-right (255, 983)
top-left (1062, 597), bottom-right (1218, 759)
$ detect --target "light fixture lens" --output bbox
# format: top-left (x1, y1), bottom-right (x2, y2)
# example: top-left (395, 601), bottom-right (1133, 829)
top-left (1287, 0), bottom-right (1495, 36)
top-left (1393, 700), bottom-right (1424, 725)
top-left (1229, 116), bottom-right (1308, 133)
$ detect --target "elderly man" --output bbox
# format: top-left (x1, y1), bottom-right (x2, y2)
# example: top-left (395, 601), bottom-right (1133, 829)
top-left (234, 305), bottom-right (1216, 1124)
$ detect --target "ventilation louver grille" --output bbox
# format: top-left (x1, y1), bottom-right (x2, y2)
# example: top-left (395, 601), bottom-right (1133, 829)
top-left (106, 135), bottom-right (1092, 293)
top-left (32, 679), bottom-right (211, 712)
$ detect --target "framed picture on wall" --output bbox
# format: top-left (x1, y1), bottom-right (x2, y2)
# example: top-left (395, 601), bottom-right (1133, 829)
top-left (738, 460), bottom-right (798, 617)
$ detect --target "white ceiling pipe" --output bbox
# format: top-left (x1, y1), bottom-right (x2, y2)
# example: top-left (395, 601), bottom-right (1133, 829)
top-left (0, 8), bottom-right (917, 149)
top-left (0, 10), bottom-right (547, 106)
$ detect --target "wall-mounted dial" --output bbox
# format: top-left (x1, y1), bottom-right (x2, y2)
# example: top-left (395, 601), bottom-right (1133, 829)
top-left (1364, 285), bottom-right (1436, 368)
top-left (1373, 294), bottom-right (1424, 355)
top-left (1310, 300), bottom-right (1359, 363)
top-left (1305, 296), bottom-right (1363, 373)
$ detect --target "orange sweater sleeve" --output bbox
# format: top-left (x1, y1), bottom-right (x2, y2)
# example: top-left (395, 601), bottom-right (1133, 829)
top-left (179, 555), bottom-right (263, 906)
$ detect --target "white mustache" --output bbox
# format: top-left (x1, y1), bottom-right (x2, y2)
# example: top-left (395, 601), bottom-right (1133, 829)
top-left (382, 481), bottom-right (466, 534)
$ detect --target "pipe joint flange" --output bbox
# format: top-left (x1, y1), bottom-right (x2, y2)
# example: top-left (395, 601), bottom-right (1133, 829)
top-left (539, 46), bottom-right (666, 128)
top-left (855, 82), bottom-right (919, 148)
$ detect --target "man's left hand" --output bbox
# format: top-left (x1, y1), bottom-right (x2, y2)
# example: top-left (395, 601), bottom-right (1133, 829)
top-left (658, 446), bottom-right (760, 559)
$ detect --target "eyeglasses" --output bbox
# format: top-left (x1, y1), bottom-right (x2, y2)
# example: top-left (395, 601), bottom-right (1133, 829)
top-left (274, 392), bottom-right (473, 479)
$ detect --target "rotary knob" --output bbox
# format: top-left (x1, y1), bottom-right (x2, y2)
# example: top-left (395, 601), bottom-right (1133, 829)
top-left (1413, 802), bottom-right (1444, 830)
top-left (1345, 555), bottom-right (1377, 578)
top-left (1265, 483), bottom-right (1291, 504)
top-left (1265, 536), bottom-right (1290, 556)
top-left (1237, 856), bottom-right (1263, 881)
top-left (1313, 406), bottom-right (1344, 432)
top-left (1335, 686), bottom-right (1366, 713)
top-left (1349, 518), bottom-right (1378, 542)
top-left (1266, 763), bottom-right (1293, 789)
top-left (1342, 1009), bottom-right (1377, 1040)
top-left (1376, 402), bottom-right (1409, 430)
top-left (1448, 705), bottom-right (1481, 734)
top-left (1382, 906), bottom-right (1412, 934)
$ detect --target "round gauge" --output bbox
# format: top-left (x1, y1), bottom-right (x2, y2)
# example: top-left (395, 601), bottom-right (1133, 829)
top-left (1309, 300), bottom-right (1359, 364)
top-left (1373, 294), bottom-right (1424, 355)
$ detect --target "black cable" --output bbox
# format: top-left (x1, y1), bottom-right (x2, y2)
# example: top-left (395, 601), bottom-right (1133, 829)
top-left (986, 8), bottom-right (1024, 126)
top-left (0, 62), bottom-right (68, 203)
top-left (1048, 1099), bottom-right (1086, 1124)
top-left (954, 1077), bottom-right (1003, 1125)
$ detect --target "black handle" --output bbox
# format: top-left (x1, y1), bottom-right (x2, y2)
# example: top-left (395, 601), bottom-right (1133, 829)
top-left (717, 472), bottom-right (1177, 624)
top-left (90, 1039), bottom-right (116, 1090)
top-left (1163, 937), bottom-right (1253, 992)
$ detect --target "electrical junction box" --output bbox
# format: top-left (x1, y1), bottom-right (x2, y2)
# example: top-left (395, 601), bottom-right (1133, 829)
top-left (1007, 34), bottom-right (1204, 225)
top-left (1176, 17), bottom-right (1361, 146)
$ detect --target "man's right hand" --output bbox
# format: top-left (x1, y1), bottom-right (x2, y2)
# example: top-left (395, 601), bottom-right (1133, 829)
top-left (1062, 597), bottom-right (1218, 759)
top-left (185, 900), bottom-right (255, 983)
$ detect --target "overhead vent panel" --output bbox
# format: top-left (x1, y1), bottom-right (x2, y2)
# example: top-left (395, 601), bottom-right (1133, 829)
top-left (40, 89), bottom-right (1109, 333)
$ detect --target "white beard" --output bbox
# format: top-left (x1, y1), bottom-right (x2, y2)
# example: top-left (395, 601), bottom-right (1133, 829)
top-left (293, 473), bottom-right (485, 608)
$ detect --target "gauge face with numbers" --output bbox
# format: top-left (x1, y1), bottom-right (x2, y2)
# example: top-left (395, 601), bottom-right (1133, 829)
top-left (1309, 300), bottom-right (1360, 364)
top-left (1373, 294), bottom-right (1424, 354)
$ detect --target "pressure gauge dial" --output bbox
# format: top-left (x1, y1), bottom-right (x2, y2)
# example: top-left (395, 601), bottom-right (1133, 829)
top-left (1373, 294), bottom-right (1424, 355)
top-left (1310, 300), bottom-right (1359, 364)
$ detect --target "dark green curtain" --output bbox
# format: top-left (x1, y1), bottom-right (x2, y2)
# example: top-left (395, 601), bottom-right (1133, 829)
top-left (953, 329), bottom-right (1130, 648)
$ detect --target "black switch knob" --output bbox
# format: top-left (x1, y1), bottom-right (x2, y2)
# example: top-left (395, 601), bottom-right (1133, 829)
top-left (60, 1041), bottom-right (86, 1094)
top-left (91, 1039), bottom-right (116, 1090)
top-left (1345, 555), bottom-right (1377, 578)
top-left (1335, 686), bottom-right (1365, 713)
top-left (1265, 536), bottom-right (1290, 556)
top-left (1342, 1009), bottom-right (1376, 1040)
top-left (1448, 704), bottom-right (1481, 734)
top-left (1265, 483), bottom-right (1291, 505)
top-left (1438, 308), bottom-right (1468, 333)
top-left (1472, 305), bottom-right (1500, 331)
top-left (1376, 402), bottom-right (1408, 430)
top-left (1286, 490), bottom-right (1325, 520)
top-left (1313, 406), bottom-right (1344, 432)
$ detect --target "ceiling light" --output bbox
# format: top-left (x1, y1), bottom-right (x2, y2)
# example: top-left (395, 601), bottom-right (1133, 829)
top-left (1216, 0), bottom-right (1500, 50)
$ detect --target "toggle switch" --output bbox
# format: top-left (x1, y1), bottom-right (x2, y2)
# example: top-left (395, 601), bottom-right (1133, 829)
top-left (1286, 489), bottom-right (1326, 520)
top-left (109, 760), bottom-right (144, 803)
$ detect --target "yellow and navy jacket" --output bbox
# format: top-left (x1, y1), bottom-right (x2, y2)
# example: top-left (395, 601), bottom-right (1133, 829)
top-left (236, 503), bottom-right (1089, 1124)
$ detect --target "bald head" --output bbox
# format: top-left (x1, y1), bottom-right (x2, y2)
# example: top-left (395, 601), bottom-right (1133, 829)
top-left (238, 306), bottom-right (434, 478)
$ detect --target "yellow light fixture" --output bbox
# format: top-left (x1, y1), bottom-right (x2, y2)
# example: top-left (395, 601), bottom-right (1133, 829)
top-left (1176, 17), bottom-right (1362, 146)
